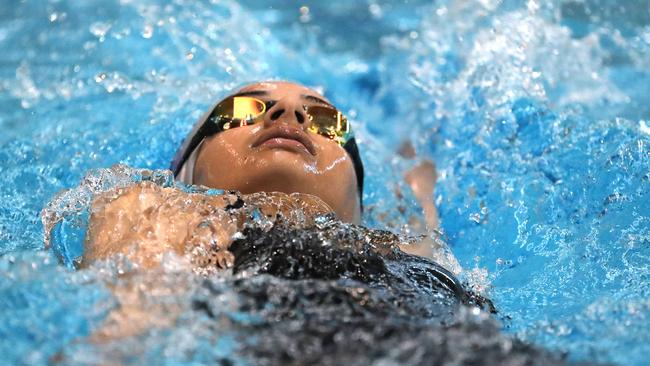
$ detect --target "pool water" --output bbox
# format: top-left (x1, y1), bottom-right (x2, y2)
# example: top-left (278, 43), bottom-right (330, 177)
top-left (1, 0), bottom-right (649, 365)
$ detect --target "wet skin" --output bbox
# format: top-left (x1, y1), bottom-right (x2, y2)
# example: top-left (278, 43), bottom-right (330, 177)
top-left (80, 82), bottom-right (450, 343)
top-left (193, 81), bottom-right (361, 224)
top-left (84, 81), bottom-right (446, 271)
top-left (84, 81), bottom-right (361, 270)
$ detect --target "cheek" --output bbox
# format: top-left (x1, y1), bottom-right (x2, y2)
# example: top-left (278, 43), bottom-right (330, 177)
top-left (194, 130), bottom-right (253, 184)
top-left (313, 138), bottom-right (350, 173)
top-left (313, 141), bottom-right (357, 186)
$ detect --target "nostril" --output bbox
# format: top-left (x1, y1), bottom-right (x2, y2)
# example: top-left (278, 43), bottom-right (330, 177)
top-left (271, 109), bottom-right (284, 120)
top-left (295, 111), bottom-right (305, 124)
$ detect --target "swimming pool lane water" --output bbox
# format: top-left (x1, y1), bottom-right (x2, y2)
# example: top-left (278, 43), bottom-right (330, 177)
top-left (0, 0), bottom-right (649, 365)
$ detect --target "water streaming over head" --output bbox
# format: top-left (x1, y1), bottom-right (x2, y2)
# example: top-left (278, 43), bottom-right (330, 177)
top-left (0, 0), bottom-right (649, 365)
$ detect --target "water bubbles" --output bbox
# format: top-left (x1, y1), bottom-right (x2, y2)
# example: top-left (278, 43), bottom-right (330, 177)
top-left (12, 62), bottom-right (41, 109)
top-left (527, 0), bottom-right (541, 14)
top-left (1, 0), bottom-right (648, 364)
top-left (94, 72), bottom-right (107, 83)
top-left (299, 6), bottom-right (311, 23)
top-left (82, 40), bottom-right (96, 51)
top-left (141, 24), bottom-right (154, 39)
top-left (640, 120), bottom-right (650, 135)
top-left (368, 3), bottom-right (383, 19)
top-left (89, 22), bottom-right (111, 40)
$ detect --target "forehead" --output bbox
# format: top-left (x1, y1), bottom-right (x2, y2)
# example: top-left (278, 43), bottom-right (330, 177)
top-left (237, 81), bottom-right (331, 103)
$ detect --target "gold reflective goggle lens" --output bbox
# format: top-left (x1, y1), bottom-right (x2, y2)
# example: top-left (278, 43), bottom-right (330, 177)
top-left (306, 105), bottom-right (350, 145)
top-left (212, 96), bottom-right (267, 130)
top-left (211, 96), bottom-right (352, 145)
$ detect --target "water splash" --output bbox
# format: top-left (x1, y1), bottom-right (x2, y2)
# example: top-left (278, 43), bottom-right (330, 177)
top-left (1, 0), bottom-right (649, 364)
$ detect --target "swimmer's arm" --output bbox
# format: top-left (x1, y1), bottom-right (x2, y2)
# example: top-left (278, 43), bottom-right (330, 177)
top-left (84, 182), bottom-right (239, 345)
top-left (84, 181), bottom-right (181, 268)
top-left (405, 160), bottom-right (439, 230)
top-left (401, 160), bottom-right (461, 273)
top-left (401, 160), bottom-right (441, 258)
top-left (84, 181), bottom-right (237, 269)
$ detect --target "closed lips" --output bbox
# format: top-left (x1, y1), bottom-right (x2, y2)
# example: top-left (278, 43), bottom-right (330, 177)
top-left (253, 126), bottom-right (316, 155)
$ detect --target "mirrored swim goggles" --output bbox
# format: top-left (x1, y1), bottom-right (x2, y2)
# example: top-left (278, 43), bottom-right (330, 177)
top-left (170, 94), bottom-right (365, 204)
top-left (210, 95), bottom-right (353, 145)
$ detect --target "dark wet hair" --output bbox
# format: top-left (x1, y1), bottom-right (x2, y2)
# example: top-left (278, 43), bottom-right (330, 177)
top-left (342, 138), bottom-right (364, 210)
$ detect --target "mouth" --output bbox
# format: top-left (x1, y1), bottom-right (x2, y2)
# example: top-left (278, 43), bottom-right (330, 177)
top-left (252, 125), bottom-right (316, 156)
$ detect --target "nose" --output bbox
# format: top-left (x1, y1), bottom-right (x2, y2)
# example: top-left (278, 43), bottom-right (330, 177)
top-left (263, 96), bottom-right (310, 128)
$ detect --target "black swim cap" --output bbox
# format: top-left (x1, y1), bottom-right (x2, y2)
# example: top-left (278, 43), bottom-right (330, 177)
top-left (342, 137), bottom-right (364, 210)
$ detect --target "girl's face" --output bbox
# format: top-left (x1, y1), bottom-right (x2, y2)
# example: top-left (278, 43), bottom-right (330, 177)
top-left (193, 81), bottom-right (361, 224)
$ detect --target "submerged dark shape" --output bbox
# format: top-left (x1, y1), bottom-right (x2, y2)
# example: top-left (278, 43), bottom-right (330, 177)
top-left (192, 217), bottom-right (584, 366)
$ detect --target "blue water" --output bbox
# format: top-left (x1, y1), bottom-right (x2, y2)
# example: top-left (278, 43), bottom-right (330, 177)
top-left (1, 0), bottom-right (649, 364)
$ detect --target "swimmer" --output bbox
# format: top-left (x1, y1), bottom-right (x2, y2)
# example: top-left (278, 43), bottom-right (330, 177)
top-left (84, 81), bottom-right (442, 270)
top-left (77, 81), bottom-right (454, 343)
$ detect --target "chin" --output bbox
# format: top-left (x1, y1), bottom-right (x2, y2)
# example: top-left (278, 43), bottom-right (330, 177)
top-left (254, 147), bottom-right (316, 163)
top-left (243, 159), bottom-right (318, 194)
top-left (253, 150), bottom-right (317, 172)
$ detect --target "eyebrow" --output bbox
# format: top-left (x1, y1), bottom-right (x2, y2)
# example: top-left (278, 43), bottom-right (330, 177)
top-left (231, 90), bottom-right (269, 98)
top-left (302, 94), bottom-right (334, 108)
top-left (231, 90), bottom-right (334, 108)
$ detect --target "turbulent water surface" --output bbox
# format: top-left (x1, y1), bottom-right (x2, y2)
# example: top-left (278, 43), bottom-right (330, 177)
top-left (1, 0), bottom-right (649, 365)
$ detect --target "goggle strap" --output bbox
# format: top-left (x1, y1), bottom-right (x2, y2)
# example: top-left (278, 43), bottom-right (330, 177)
top-left (172, 115), bottom-right (222, 176)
